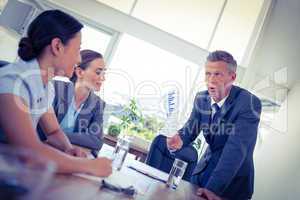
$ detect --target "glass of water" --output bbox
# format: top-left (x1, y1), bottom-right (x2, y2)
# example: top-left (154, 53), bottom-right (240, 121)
top-left (166, 158), bottom-right (187, 189)
top-left (112, 136), bottom-right (130, 171)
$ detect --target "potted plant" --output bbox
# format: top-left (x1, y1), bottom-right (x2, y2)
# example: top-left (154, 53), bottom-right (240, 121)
top-left (193, 137), bottom-right (204, 157)
top-left (107, 123), bottom-right (121, 138)
top-left (115, 99), bottom-right (164, 150)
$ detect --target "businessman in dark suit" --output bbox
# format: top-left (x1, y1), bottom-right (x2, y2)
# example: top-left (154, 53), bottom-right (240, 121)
top-left (168, 50), bottom-right (261, 200)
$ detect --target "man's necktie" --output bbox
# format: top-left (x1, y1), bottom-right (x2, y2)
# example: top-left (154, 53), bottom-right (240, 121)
top-left (210, 103), bottom-right (222, 140)
top-left (211, 103), bottom-right (221, 123)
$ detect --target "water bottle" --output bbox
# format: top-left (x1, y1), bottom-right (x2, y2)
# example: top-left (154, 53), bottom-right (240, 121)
top-left (159, 90), bottom-right (179, 137)
top-left (112, 137), bottom-right (130, 171)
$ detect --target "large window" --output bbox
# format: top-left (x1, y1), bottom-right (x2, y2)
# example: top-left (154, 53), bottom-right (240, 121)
top-left (102, 34), bottom-right (205, 125)
top-left (81, 25), bottom-right (112, 56)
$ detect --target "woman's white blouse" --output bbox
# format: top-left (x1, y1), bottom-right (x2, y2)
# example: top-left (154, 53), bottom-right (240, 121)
top-left (0, 59), bottom-right (54, 130)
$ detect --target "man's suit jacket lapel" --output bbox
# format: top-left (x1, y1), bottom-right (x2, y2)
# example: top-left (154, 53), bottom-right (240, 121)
top-left (200, 92), bottom-right (213, 145)
top-left (193, 86), bottom-right (241, 175)
top-left (209, 86), bottom-right (241, 146)
top-left (218, 86), bottom-right (240, 121)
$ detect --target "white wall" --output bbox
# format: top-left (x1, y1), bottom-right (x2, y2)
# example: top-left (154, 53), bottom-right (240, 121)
top-left (242, 0), bottom-right (300, 103)
top-left (245, 1), bottom-right (300, 197)
top-left (253, 82), bottom-right (300, 199)
top-left (242, 5), bottom-right (300, 197)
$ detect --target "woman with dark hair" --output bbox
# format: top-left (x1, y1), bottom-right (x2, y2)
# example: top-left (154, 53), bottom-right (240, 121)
top-left (52, 49), bottom-right (106, 155)
top-left (0, 10), bottom-right (112, 177)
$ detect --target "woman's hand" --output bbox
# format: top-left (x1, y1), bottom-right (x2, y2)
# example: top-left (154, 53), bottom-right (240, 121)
top-left (87, 157), bottom-right (113, 177)
top-left (65, 146), bottom-right (87, 157)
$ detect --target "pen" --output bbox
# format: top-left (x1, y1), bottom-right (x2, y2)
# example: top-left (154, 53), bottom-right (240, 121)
top-left (127, 166), bottom-right (167, 183)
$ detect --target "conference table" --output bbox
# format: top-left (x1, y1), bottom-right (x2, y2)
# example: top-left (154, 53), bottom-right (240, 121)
top-left (43, 145), bottom-right (204, 200)
top-left (103, 134), bottom-right (149, 162)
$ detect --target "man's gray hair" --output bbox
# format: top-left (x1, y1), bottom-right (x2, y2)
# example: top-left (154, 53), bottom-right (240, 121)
top-left (206, 50), bottom-right (237, 72)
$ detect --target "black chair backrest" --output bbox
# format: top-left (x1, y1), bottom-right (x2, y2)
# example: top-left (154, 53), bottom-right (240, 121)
top-left (0, 60), bottom-right (10, 68)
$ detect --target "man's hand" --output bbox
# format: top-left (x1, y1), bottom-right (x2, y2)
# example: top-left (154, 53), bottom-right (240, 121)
top-left (166, 133), bottom-right (183, 151)
top-left (65, 146), bottom-right (87, 158)
top-left (197, 188), bottom-right (222, 200)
